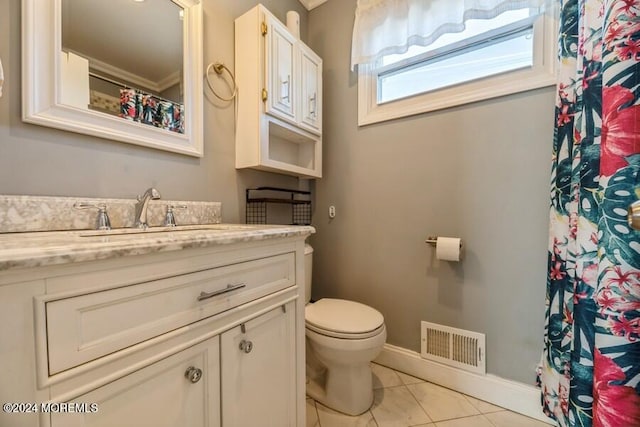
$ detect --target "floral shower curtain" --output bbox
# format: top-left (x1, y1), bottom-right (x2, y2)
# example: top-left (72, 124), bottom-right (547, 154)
top-left (119, 88), bottom-right (185, 134)
top-left (539, 0), bottom-right (640, 426)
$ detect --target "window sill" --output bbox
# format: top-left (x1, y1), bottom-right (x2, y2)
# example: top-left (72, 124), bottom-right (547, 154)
top-left (357, 67), bottom-right (556, 126)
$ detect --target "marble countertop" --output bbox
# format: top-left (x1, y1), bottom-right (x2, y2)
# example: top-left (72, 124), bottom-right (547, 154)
top-left (0, 224), bottom-right (315, 272)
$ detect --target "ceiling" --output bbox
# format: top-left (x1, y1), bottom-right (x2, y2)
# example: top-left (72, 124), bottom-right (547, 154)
top-left (298, 0), bottom-right (328, 10)
top-left (61, 0), bottom-right (183, 86)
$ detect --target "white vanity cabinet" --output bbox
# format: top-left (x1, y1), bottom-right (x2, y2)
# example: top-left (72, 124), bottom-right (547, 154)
top-left (51, 303), bottom-right (296, 427)
top-left (235, 5), bottom-right (323, 179)
top-left (50, 336), bottom-right (221, 427)
top-left (221, 302), bottom-right (296, 426)
top-left (0, 233), bottom-right (308, 427)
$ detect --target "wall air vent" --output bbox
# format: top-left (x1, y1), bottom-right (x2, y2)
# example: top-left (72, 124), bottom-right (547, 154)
top-left (420, 321), bottom-right (486, 375)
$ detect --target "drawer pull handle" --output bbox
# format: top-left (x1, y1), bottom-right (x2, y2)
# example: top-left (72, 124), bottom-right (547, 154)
top-left (239, 339), bottom-right (253, 353)
top-left (185, 366), bottom-right (203, 383)
top-left (197, 283), bottom-right (246, 301)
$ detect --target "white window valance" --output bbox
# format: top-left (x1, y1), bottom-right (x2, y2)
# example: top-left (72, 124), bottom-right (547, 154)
top-left (351, 0), bottom-right (547, 70)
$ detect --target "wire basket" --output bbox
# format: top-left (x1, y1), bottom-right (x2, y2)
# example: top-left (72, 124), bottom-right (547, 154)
top-left (245, 187), bottom-right (311, 225)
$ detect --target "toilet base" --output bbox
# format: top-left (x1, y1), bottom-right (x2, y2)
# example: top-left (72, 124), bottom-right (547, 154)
top-left (306, 362), bottom-right (374, 416)
top-left (305, 324), bottom-right (386, 416)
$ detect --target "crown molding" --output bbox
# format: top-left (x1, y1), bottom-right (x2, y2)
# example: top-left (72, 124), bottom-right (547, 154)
top-left (64, 50), bottom-right (180, 93)
top-left (298, 0), bottom-right (327, 10)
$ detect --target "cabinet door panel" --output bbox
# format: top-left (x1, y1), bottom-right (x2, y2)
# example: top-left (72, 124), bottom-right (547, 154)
top-left (51, 337), bottom-right (220, 427)
top-left (265, 17), bottom-right (297, 123)
top-left (221, 302), bottom-right (296, 426)
top-left (299, 44), bottom-right (322, 135)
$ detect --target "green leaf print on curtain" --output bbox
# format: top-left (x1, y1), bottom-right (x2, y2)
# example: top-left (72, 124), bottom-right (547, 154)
top-left (538, 1), bottom-right (640, 427)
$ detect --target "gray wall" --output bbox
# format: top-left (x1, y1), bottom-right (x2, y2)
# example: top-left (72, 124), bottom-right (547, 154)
top-left (0, 0), bottom-right (308, 223)
top-left (307, 0), bottom-right (554, 384)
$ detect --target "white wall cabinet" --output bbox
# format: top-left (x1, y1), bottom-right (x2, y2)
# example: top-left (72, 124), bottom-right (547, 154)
top-left (235, 5), bottom-right (323, 178)
top-left (0, 237), bottom-right (307, 427)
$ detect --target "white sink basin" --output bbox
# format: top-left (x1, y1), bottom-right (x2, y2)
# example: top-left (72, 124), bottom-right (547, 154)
top-left (79, 224), bottom-right (259, 237)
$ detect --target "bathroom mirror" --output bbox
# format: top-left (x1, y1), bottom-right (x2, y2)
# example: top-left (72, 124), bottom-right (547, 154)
top-left (22, 0), bottom-right (203, 157)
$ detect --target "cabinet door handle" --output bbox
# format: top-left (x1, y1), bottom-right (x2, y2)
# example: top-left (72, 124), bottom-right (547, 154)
top-left (197, 283), bottom-right (246, 301)
top-left (239, 339), bottom-right (253, 353)
top-left (281, 75), bottom-right (290, 101)
top-left (185, 366), bottom-right (203, 383)
top-left (309, 93), bottom-right (316, 118)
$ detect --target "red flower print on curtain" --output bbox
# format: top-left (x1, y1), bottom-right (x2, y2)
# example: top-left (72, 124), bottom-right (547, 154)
top-left (593, 349), bottom-right (640, 427)
top-left (538, 0), bottom-right (640, 426)
top-left (601, 86), bottom-right (640, 176)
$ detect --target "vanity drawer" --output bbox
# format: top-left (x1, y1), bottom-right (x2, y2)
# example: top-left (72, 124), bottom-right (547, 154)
top-left (45, 252), bottom-right (295, 375)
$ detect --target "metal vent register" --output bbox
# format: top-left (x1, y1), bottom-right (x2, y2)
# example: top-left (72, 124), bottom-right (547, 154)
top-left (421, 321), bottom-right (486, 374)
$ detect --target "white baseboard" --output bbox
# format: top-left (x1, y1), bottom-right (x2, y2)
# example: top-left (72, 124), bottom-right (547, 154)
top-left (374, 344), bottom-right (555, 425)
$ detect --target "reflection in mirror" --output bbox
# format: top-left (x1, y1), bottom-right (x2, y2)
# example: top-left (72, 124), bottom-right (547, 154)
top-left (61, 0), bottom-right (185, 133)
top-left (22, 0), bottom-right (203, 156)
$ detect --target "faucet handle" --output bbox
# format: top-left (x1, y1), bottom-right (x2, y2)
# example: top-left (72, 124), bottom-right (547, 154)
top-left (74, 202), bottom-right (111, 230)
top-left (164, 204), bottom-right (187, 227)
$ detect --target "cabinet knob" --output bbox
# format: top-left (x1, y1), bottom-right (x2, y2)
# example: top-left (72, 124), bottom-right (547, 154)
top-left (239, 339), bottom-right (253, 353)
top-left (185, 366), bottom-right (203, 383)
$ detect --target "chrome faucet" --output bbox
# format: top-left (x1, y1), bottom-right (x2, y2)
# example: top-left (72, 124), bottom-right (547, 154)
top-left (134, 188), bottom-right (161, 229)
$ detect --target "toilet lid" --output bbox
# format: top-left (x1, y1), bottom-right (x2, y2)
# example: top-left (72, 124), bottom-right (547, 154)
top-left (305, 298), bottom-right (384, 335)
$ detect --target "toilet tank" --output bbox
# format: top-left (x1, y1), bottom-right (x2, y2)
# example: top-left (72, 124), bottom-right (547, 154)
top-left (304, 244), bottom-right (313, 304)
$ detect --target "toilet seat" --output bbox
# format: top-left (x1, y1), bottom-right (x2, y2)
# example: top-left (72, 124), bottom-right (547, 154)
top-left (306, 322), bottom-right (385, 339)
top-left (305, 298), bottom-right (384, 339)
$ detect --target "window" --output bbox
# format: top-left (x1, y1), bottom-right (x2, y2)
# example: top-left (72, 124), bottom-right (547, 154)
top-left (357, 8), bottom-right (557, 125)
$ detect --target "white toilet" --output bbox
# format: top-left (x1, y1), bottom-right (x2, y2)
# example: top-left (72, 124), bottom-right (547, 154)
top-left (304, 244), bottom-right (387, 415)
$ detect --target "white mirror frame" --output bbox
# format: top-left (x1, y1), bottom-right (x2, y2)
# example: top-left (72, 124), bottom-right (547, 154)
top-left (22, 0), bottom-right (204, 157)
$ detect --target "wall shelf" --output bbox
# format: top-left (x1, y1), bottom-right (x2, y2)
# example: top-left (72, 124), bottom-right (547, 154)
top-left (246, 187), bottom-right (311, 225)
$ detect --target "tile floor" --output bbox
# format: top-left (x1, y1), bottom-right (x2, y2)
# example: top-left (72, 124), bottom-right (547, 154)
top-left (306, 363), bottom-right (551, 427)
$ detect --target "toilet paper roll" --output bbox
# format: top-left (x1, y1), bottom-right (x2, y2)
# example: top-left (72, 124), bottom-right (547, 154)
top-left (286, 11), bottom-right (300, 38)
top-left (436, 237), bottom-right (463, 262)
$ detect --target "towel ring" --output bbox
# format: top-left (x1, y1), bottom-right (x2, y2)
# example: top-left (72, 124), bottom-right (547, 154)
top-left (205, 62), bottom-right (237, 102)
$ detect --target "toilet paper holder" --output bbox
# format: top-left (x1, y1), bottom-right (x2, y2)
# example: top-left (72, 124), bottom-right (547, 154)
top-left (425, 236), bottom-right (462, 248)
